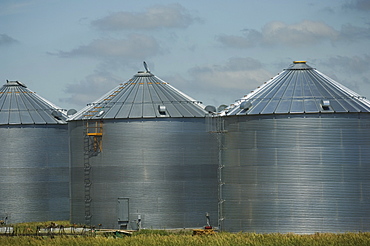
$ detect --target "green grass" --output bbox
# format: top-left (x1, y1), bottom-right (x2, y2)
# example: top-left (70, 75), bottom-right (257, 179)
top-left (1, 222), bottom-right (369, 246)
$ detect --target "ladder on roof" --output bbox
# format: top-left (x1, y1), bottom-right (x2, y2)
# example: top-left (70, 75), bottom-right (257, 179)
top-left (83, 120), bottom-right (103, 225)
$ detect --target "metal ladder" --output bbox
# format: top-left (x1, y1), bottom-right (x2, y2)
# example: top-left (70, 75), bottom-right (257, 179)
top-left (83, 120), bottom-right (103, 225)
top-left (80, 83), bottom-right (123, 225)
top-left (83, 120), bottom-right (92, 225)
top-left (206, 115), bottom-right (228, 231)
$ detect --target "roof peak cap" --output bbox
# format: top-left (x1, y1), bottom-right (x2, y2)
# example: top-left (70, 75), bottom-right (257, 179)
top-left (287, 60), bottom-right (313, 70)
top-left (4, 80), bottom-right (27, 87)
top-left (135, 61), bottom-right (153, 77)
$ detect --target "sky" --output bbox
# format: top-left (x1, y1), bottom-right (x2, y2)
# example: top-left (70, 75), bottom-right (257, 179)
top-left (1, 0), bottom-right (370, 111)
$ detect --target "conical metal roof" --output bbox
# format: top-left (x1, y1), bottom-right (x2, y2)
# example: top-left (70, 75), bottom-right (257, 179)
top-left (69, 63), bottom-right (209, 121)
top-left (0, 80), bottom-right (67, 125)
top-left (224, 61), bottom-right (370, 116)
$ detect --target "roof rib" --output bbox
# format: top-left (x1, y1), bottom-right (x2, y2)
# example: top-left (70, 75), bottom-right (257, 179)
top-left (224, 61), bottom-right (370, 116)
top-left (0, 80), bottom-right (67, 125)
top-left (69, 64), bottom-right (208, 121)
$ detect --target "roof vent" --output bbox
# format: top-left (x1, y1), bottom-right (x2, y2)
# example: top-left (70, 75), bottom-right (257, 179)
top-left (158, 105), bottom-right (166, 115)
top-left (321, 99), bottom-right (330, 110)
top-left (217, 105), bottom-right (228, 112)
top-left (205, 105), bottom-right (216, 113)
top-left (240, 101), bottom-right (252, 110)
top-left (51, 110), bottom-right (63, 120)
top-left (97, 110), bottom-right (105, 117)
top-left (5, 80), bottom-right (27, 88)
top-left (67, 109), bottom-right (77, 116)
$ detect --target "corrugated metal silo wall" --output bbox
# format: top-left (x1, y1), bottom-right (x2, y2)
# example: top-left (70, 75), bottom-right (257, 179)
top-left (220, 113), bottom-right (370, 233)
top-left (69, 118), bottom-right (218, 229)
top-left (0, 125), bottom-right (69, 223)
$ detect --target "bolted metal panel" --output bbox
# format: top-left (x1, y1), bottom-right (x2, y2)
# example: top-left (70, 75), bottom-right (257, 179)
top-left (220, 113), bottom-right (370, 233)
top-left (0, 80), bottom-right (67, 125)
top-left (68, 69), bottom-right (208, 121)
top-left (224, 61), bottom-right (370, 116)
top-left (0, 125), bottom-right (69, 223)
top-left (69, 118), bottom-right (219, 229)
top-left (0, 80), bottom-right (69, 224)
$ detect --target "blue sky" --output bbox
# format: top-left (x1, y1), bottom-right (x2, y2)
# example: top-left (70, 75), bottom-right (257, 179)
top-left (1, 0), bottom-right (370, 110)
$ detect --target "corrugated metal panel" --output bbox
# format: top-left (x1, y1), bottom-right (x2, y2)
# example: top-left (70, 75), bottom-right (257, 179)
top-left (69, 118), bottom-right (219, 229)
top-left (0, 80), bottom-right (69, 223)
top-left (0, 125), bottom-right (69, 223)
top-left (0, 80), bottom-right (67, 125)
top-left (68, 64), bottom-right (208, 121)
top-left (220, 114), bottom-right (370, 233)
top-left (224, 61), bottom-right (370, 116)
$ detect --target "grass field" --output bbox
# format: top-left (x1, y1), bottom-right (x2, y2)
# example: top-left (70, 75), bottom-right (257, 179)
top-left (1, 221), bottom-right (369, 246)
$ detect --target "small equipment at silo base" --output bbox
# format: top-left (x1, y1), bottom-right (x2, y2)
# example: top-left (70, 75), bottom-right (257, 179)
top-left (193, 212), bottom-right (215, 235)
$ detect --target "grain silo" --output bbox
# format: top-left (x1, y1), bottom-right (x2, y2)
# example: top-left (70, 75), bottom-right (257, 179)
top-left (68, 63), bottom-right (218, 229)
top-left (218, 61), bottom-right (370, 233)
top-left (0, 80), bottom-right (69, 224)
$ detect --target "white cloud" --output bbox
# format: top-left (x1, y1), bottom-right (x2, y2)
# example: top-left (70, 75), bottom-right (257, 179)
top-left (0, 0), bottom-right (40, 16)
top-left (342, 0), bottom-right (370, 11)
top-left (216, 29), bottom-right (262, 49)
top-left (166, 57), bottom-right (273, 107)
top-left (0, 34), bottom-right (18, 46)
top-left (91, 4), bottom-right (200, 31)
top-left (318, 55), bottom-right (370, 99)
top-left (217, 20), bottom-right (352, 48)
top-left (189, 57), bottom-right (271, 91)
top-left (51, 34), bottom-right (161, 60)
top-left (261, 20), bottom-right (339, 46)
top-left (339, 24), bottom-right (370, 42)
top-left (321, 55), bottom-right (370, 74)
top-left (60, 71), bottom-right (122, 107)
